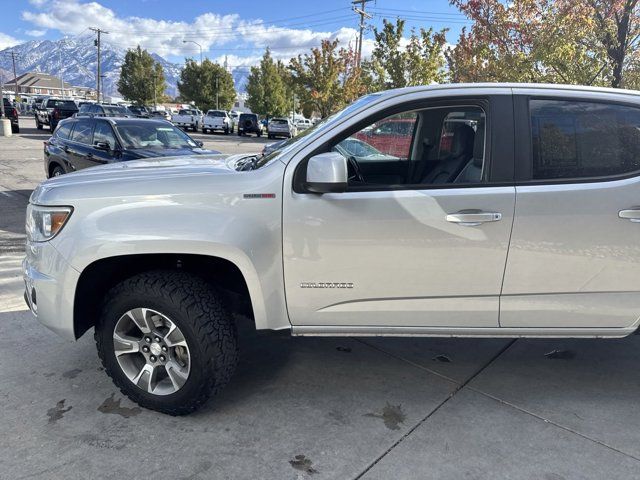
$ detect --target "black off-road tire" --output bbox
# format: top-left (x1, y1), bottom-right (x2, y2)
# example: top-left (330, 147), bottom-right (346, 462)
top-left (95, 270), bottom-right (239, 415)
top-left (51, 165), bottom-right (65, 177)
top-left (12, 124), bottom-right (19, 134)
top-left (36, 119), bottom-right (43, 130)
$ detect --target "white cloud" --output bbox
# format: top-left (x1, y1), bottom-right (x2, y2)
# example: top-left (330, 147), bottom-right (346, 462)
top-left (19, 0), bottom-right (390, 66)
top-left (28, 0), bottom-right (47, 6)
top-left (25, 29), bottom-right (47, 37)
top-left (0, 33), bottom-right (22, 50)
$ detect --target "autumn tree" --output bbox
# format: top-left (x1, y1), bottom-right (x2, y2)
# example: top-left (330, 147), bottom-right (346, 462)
top-left (117, 46), bottom-right (166, 105)
top-left (177, 59), bottom-right (236, 111)
top-left (364, 18), bottom-right (448, 90)
top-left (245, 48), bottom-right (289, 117)
top-left (288, 40), bottom-right (365, 118)
top-left (447, 0), bottom-right (640, 88)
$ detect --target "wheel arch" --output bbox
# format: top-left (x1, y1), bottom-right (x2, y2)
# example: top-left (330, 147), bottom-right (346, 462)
top-left (74, 253), bottom-right (259, 339)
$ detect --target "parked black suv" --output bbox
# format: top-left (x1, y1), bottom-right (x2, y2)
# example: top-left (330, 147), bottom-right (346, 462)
top-left (238, 113), bottom-right (263, 137)
top-left (44, 117), bottom-right (220, 177)
top-left (77, 103), bottom-right (131, 117)
top-left (2, 98), bottom-right (19, 133)
top-left (127, 105), bottom-right (151, 118)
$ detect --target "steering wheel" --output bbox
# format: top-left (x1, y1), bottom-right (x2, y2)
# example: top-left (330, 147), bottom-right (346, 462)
top-left (347, 155), bottom-right (365, 184)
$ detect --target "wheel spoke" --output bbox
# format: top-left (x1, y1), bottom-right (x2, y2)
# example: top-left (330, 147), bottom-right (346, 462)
top-left (113, 332), bottom-right (140, 356)
top-left (132, 364), bottom-right (158, 393)
top-left (166, 361), bottom-right (188, 390)
top-left (126, 308), bottom-right (155, 333)
top-left (165, 324), bottom-right (187, 348)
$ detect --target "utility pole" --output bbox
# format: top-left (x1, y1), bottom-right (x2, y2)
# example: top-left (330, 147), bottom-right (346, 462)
top-left (352, 0), bottom-right (372, 68)
top-left (215, 75), bottom-right (219, 110)
top-left (152, 74), bottom-right (157, 110)
top-left (3, 51), bottom-right (20, 97)
top-left (90, 27), bottom-right (109, 103)
top-left (0, 71), bottom-right (5, 117)
top-left (59, 50), bottom-right (65, 98)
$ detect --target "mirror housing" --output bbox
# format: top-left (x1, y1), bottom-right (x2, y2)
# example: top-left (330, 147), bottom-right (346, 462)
top-left (196, 140), bottom-right (204, 147)
top-left (306, 152), bottom-right (348, 193)
top-left (94, 141), bottom-right (111, 151)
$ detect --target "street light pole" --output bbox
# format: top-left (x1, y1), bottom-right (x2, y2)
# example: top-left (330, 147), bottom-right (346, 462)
top-left (182, 40), bottom-right (202, 65)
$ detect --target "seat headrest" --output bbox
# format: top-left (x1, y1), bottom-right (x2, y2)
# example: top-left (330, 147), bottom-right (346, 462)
top-left (473, 121), bottom-right (485, 167)
top-left (450, 124), bottom-right (475, 157)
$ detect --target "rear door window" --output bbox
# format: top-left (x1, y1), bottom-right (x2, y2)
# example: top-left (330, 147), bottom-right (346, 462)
top-left (70, 119), bottom-right (94, 144)
top-left (55, 121), bottom-right (73, 139)
top-left (530, 99), bottom-right (640, 180)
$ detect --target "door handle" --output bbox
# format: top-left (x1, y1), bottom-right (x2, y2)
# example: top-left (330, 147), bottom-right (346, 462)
top-left (619, 209), bottom-right (640, 222)
top-left (446, 210), bottom-right (502, 226)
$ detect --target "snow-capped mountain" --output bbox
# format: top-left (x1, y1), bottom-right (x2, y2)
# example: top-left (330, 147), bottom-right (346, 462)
top-left (0, 35), bottom-right (249, 98)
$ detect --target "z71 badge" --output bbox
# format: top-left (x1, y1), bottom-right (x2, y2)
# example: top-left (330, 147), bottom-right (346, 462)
top-left (300, 282), bottom-right (354, 289)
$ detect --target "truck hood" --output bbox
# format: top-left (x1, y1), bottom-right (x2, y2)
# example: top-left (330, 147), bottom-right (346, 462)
top-left (31, 153), bottom-right (260, 204)
top-left (130, 147), bottom-right (219, 158)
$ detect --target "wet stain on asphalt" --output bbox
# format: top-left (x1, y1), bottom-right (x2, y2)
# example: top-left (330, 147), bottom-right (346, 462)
top-left (47, 399), bottom-right (72, 424)
top-left (432, 354), bottom-right (451, 363)
top-left (43, 372), bottom-right (56, 378)
top-left (62, 368), bottom-right (82, 379)
top-left (98, 393), bottom-right (142, 418)
top-left (327, 410), bottom-right (349, 425)
top-left (336, 346), bottom-right (352, 353)
top-left (289, 455), bottom-right (318, 475)
top-left (78, 433), bottom-right (126, 450)
top-left (365, 402), bottom-right (406, 430)
top-left (545, 349), bottom-right (576, 360)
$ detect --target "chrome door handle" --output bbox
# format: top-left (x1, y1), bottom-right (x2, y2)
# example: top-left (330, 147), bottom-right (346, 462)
top-left (619, 209), bottom-right (640, 222)
top-left (446, 211), bottom-right (502, 226)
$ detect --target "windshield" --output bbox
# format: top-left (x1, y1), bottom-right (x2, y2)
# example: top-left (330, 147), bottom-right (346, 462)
top-left (115, 123), bottom-right (198, 149)
top-left (251, 93), bottom-right (382, 169)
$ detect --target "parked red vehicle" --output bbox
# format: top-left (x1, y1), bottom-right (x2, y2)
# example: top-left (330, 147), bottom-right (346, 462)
top-left (353, 117), bottom-right (415, 157)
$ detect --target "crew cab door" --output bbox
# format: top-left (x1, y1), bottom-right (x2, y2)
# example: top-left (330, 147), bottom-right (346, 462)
top-left (501, 92), bottom-right (640, 329)
top-left (282, 95), bottom-right (515, 329)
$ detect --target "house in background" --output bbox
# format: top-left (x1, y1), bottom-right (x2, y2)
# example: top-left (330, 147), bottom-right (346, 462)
top-left (4, 72), bottom-right (96, 100)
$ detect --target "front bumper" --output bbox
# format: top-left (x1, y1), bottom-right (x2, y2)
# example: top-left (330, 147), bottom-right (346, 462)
top-left (23, 241), bottom-right (80, 340)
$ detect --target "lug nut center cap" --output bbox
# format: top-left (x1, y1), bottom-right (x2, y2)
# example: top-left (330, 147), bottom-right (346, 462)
top-left (149, 342), bottom-right (162, 356)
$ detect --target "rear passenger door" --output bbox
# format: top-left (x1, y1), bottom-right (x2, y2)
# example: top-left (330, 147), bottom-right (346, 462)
top-left (502, 92), bottom-right (640, 330)
top-left (66, 118), bottom-right (96, 171)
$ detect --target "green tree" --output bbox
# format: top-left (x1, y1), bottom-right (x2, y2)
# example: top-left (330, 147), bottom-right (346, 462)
top-left (364, 19), bottom-right (448, 91)
top-left (245, 48), bottom-right (289, 116)
top-left (177, 59), bottom-right (236, 111)
top-left (117, 46), bottom-right (166, 105)
top-left (288, 40), bottom-right (364, 118)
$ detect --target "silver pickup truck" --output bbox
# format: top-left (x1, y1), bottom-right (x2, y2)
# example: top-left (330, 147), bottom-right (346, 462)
top-left (24, 83), bottom-right (640, 414)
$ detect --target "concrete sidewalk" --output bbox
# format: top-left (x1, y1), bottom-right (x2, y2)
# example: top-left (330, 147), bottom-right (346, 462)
top-left (1, 307), bottom-right (639, 479)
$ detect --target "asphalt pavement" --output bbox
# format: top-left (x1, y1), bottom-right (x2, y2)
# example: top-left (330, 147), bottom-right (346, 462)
top-left (1, 117), bottom-right (639, 479)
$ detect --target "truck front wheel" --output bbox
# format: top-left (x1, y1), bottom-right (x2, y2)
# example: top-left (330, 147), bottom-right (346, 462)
top-left (95, 271), bottom-right (238, 415)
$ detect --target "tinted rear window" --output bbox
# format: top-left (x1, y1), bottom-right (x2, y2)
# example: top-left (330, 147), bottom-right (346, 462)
top-left (207, 111), bottom-right (226, 117)
top-left (179, 109), bottom-right (195, 115)
top-left (55, 121), bottom-right (73, 139)
top-left (103, 106), bottom-right (127, 116)
top-left (70, 119), bottom-right (94, 144)
top-left (530, 99), bottom-right (640, 180)
top-left (50, 100), bottom-right (77, 109)
top-left (271, 119), bottom-right (288, 125)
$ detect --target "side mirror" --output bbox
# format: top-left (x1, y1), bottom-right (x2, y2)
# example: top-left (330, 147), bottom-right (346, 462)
top-left (306, 152), bottom-right (348, 193)
top-left (196, 140), bottom-right (204, 148)
top-left (94, 141), bottom-right (111, 151)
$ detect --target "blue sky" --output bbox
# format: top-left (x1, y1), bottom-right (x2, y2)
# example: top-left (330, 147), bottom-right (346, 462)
top-left (0, 0), bottom-right (470, 65)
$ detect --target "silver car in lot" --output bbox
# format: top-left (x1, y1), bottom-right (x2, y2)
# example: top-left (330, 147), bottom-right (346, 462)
top-left (23, 83), bottom-right (640, 414)
top-left (268, 117), bottom-right (297, 139)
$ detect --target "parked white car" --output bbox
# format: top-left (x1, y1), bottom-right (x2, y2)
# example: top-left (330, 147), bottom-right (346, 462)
top-left (172, 108), bottom-right (203, 131)
top-left (268, 117), bottom-right (297, 139)
top-left (294, 118), bottom-right (313, 131)
top-left (24, 83), bottom-right (640, 415)
top-left (202, 110), bottom-right (232, 134)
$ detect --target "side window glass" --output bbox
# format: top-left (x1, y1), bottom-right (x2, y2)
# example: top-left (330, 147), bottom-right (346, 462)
top-left (530, 99), bottom-right (640, 180)
top-left (55, 122), bottom-right (72, 140)
top-left (70, 119), bottom-right (94, 144)
top-left (93, 121), bottom-right (117, 149)
top-left (332, 106), bottom-right (485, 188)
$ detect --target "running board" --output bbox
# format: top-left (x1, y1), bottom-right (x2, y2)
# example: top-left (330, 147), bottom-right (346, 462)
top-left (291, 325), bottom-right (638, 338)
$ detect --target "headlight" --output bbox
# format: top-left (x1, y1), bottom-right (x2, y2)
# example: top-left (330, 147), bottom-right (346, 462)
top-left (26, 204), bottom-right (73, 242)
